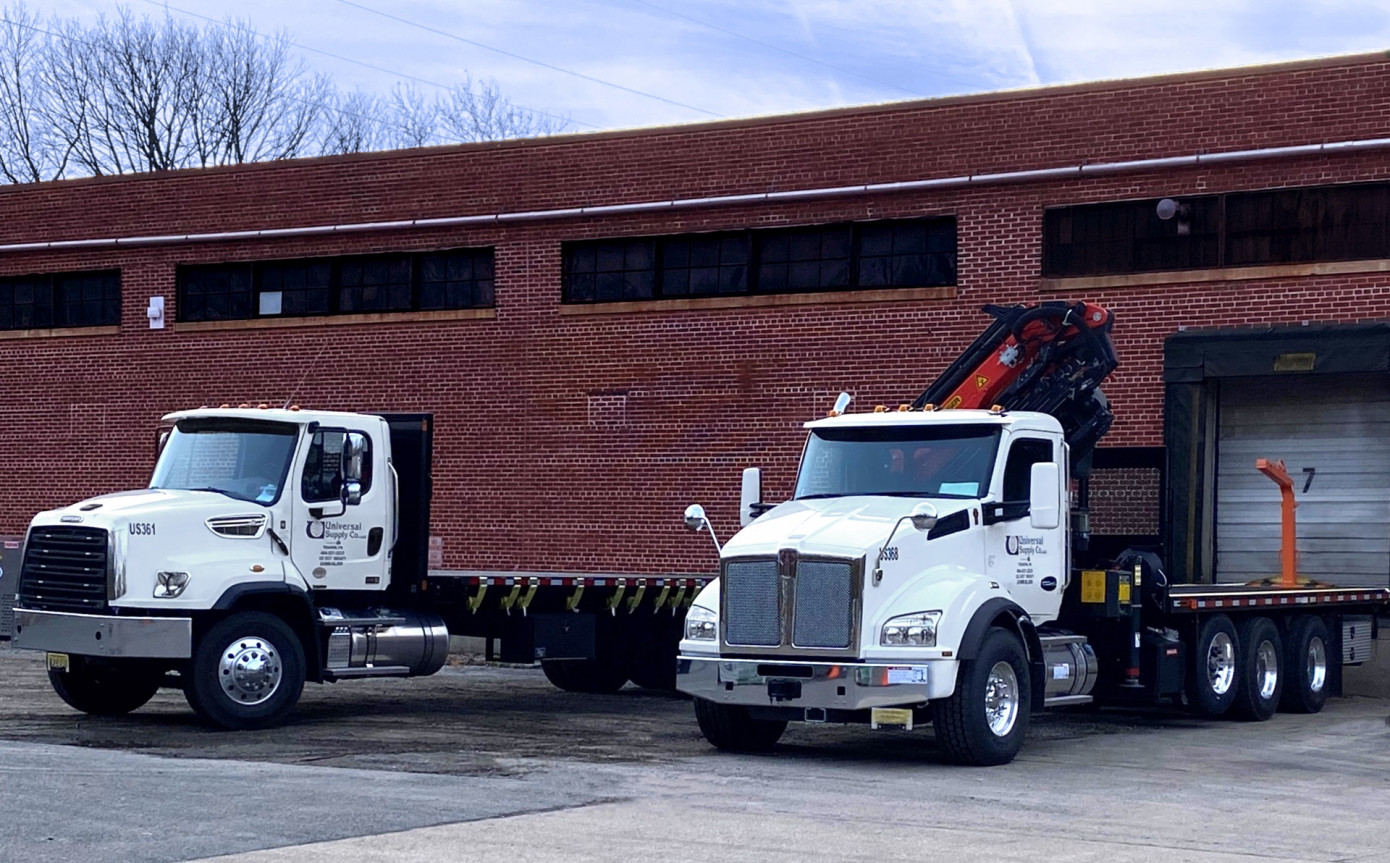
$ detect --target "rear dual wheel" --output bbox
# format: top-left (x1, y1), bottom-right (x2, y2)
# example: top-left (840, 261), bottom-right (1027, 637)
top-left (1280, 615), bottom-right (1329, 714)
top-left (1230, 616), bottom-right (1282, 721)
top-left (1190, 614), bottom-right (1287, 721)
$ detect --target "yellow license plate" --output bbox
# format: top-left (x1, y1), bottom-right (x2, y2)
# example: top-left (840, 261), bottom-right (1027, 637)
top-left (46, 652), bottom-right (69, 671)
top-left (870, 707), bottom-right (914, 730)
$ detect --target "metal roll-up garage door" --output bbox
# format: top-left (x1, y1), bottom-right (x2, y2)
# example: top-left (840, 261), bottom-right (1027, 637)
top-left (1216, 375), bottom-right (1390, 587)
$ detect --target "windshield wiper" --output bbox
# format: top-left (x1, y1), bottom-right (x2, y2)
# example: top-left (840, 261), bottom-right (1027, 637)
top-left (795, 493), bottom-right (849, 500)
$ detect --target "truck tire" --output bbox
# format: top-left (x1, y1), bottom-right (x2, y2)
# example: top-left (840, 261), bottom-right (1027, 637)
top-left (1231, 616), bottom-right (1283, 721)
top-left (693, 698), bottom-right (786, 752)
top-left (184, 612), bottom-right (306, 730)
top-left (540, 659), bottom-right (629, 694)
top-left (933, 627), bottom-right (1030, 766)
top-left (48, 658), bottom-right (163, 716)
top-left (1279, 615), bottom-right (1329, 714)
top-left (1188, 614), bottom-right (1239, 717)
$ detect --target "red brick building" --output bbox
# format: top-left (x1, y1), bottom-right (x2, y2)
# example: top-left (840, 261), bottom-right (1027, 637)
top-left (3, 52), bottom-right (1390, 585)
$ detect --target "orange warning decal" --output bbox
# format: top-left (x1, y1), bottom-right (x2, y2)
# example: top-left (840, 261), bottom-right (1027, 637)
top-left (975, 375), bottom-right (989, 390)
top-left (943, 395), bottom-right (963, 409)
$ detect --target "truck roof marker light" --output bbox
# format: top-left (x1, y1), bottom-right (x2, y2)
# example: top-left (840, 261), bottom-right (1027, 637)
top-left (289, 405), bottom-right (301, 412)
top-left (897, 404), bottom-right (911, 412)
top-left (238, 403), bottom-right (250, 408)
top-left (220, 404), bottom-right (230, 408)
top-left (990, 404), bottom-right (1005, 414)
top-left (827, 409), bottom-right (841, 417)
top-left (258, 403), bottom-right (269, 409)
top-left (874, 405), bottom-right (888, 413)
top-left (921, 403), bottom-right (936, 411)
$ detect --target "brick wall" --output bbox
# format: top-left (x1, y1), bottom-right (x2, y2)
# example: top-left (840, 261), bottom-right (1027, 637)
top-left (2, 53), bottom-right (1389, 576)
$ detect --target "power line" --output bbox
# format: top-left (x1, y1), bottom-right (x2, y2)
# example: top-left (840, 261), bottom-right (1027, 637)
top-left (330, 0), bottom-right (725, 119)
top-left (627, 0), bottom-right (927, 98)
top-left (135, 0), bottom-right (597, 131)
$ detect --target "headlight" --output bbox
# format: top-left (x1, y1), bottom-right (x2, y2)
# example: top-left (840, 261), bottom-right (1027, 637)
top-left (685, 605), bottom-right (718, 641)
top-left (880, 611), bottom-right (941, 647)
top-left (154, 571), bottom-right (190, 598)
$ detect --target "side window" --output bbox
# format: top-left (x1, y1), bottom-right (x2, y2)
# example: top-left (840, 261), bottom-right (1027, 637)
top-left (1002, 438), bottom-right (1053, 502)
top-left (301, 430), bottom-right (373, 503)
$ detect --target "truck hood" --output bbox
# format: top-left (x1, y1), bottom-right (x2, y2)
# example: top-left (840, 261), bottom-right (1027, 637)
top-left (32, 488), bottom-right (270, 529)
top-left (722, 496), bottom-right (971, 561)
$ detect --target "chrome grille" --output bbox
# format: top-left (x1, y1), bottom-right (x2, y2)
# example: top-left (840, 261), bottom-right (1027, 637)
top-left (723, 559), bottom-right (780, 646)
top-left (721, 553), bottom-right (860, 655)
top-left (792, 560), bottom-right (854, 648)
top-left (16, 526), bottom-right (109, 613)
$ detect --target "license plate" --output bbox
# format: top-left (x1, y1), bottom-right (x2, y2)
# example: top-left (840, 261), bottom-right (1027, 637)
top-left (870, 707), bottom-right (914, 730)
top-left (46, 652), bottom-right (70, 672)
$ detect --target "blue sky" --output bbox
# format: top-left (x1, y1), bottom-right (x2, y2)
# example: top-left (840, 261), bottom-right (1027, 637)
top-left (43, 0), bottom-right (1390, 135)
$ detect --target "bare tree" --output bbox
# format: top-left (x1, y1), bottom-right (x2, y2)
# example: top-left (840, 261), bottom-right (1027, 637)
top-left (0, 3), bottom-right (73, 182)
top-left (197, 22), bottom-right (329, 165)
top-left (439, 75), bottom-right (569, 143)
top-left (0, 4), bottom-right (573, 183)
top-left (317, 87), bottom-right (393, 156)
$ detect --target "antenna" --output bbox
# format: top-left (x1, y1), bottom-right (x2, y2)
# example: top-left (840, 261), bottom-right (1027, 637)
top-left (282, 341), bottom-right (329, 409)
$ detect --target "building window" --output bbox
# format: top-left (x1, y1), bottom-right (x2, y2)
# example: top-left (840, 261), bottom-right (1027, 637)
top-left (1044, 181), bottom-right (1390, 278)
top-left (0, 269), bottom-right (120, 331)
top-left (562, 217), bottom-right (956, 303)
top-left (176, 248), bottom-right (494, 322)
top-left (756, 225), bottom-right (849, 293)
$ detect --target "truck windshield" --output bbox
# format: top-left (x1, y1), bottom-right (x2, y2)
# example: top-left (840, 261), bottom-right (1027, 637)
top-left (150, 418), bottom-right (299, 505)
top-left (794, 425), bottom-right (1001, 500)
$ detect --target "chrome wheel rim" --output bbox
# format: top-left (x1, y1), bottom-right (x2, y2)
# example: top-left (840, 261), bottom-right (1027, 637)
top-left (984, 661), bottom-right (1019, 737)
top-left (1307, 636), bottom-right (1327, 694)
top-left (1255, 639), bottom-right (1279, 701)
top-left (218, 635), bottom-right (282, 706)
top-left (1207, 632), bottom-right (1235, 695)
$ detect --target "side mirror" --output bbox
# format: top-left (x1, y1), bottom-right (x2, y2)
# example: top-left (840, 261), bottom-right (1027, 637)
top-left (342, 480), bottom-right (363, 507)
top-left (739, 467), bottom-right (762, 527)
top-left (1029, 462), bottom-right (1061, 530)
top-left (342, 432), bottom-right (367, 484)
top-left (684, 503), bottom-right (708, 532)
top-left (683, 503), bottom-right (722, 554)
top-left (909, 501), bottom-right (938, 532)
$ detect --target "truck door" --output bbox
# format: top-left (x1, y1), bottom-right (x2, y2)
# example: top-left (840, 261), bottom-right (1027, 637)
top-left (985, 434), bottom-right (1067, 621)
top-left (291, 426), bottom-right (390, 591)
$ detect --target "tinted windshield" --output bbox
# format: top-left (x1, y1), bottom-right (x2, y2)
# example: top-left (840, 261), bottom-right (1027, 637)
top-left (150, 419), bottom-right (299, 505)
top-left (794, 425), bottom-right (1000, 500)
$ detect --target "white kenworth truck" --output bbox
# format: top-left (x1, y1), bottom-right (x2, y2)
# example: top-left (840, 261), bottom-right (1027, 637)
top-left (12, 408), bottom-right (703, 729)
top-left (677, 303), bottom-right (1390, 765)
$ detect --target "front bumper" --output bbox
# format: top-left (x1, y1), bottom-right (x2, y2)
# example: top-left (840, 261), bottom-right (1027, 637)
top-left (678, 655), bottom-right (943, 711)
top-left (12, 608), bottom-right (192, 659)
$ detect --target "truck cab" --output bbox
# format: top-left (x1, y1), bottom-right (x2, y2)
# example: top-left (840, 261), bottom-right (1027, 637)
top-left (677, 406), bottom-right (1075, 765)
top-left (12, 406), bottom-right (447, 729)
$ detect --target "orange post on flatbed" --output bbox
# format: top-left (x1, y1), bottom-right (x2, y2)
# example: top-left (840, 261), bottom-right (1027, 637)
top-left (1255, 458), bottom-right (1299, 588)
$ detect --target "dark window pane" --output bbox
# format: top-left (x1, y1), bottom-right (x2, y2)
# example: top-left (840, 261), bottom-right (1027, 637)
top-left (755, 225), bottom-right (851, 293)
top-left (564, 239), bottom-right (657, 303)
top-left (177, 265), bottom-right (252, 322)
top-left (418, 249), bottom-right (494, 310)
top-left (855, 219), bottom-right (954, 288)
top-left (656, 232), bottom-right (748, 298)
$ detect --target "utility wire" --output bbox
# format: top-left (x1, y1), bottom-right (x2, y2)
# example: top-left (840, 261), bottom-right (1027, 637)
top-left (628, 0), bottom-right (927, 98)
top-left (331, 0), bottom-right (725, 119)
top-left (136, 0), bottom-right (597, 131)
